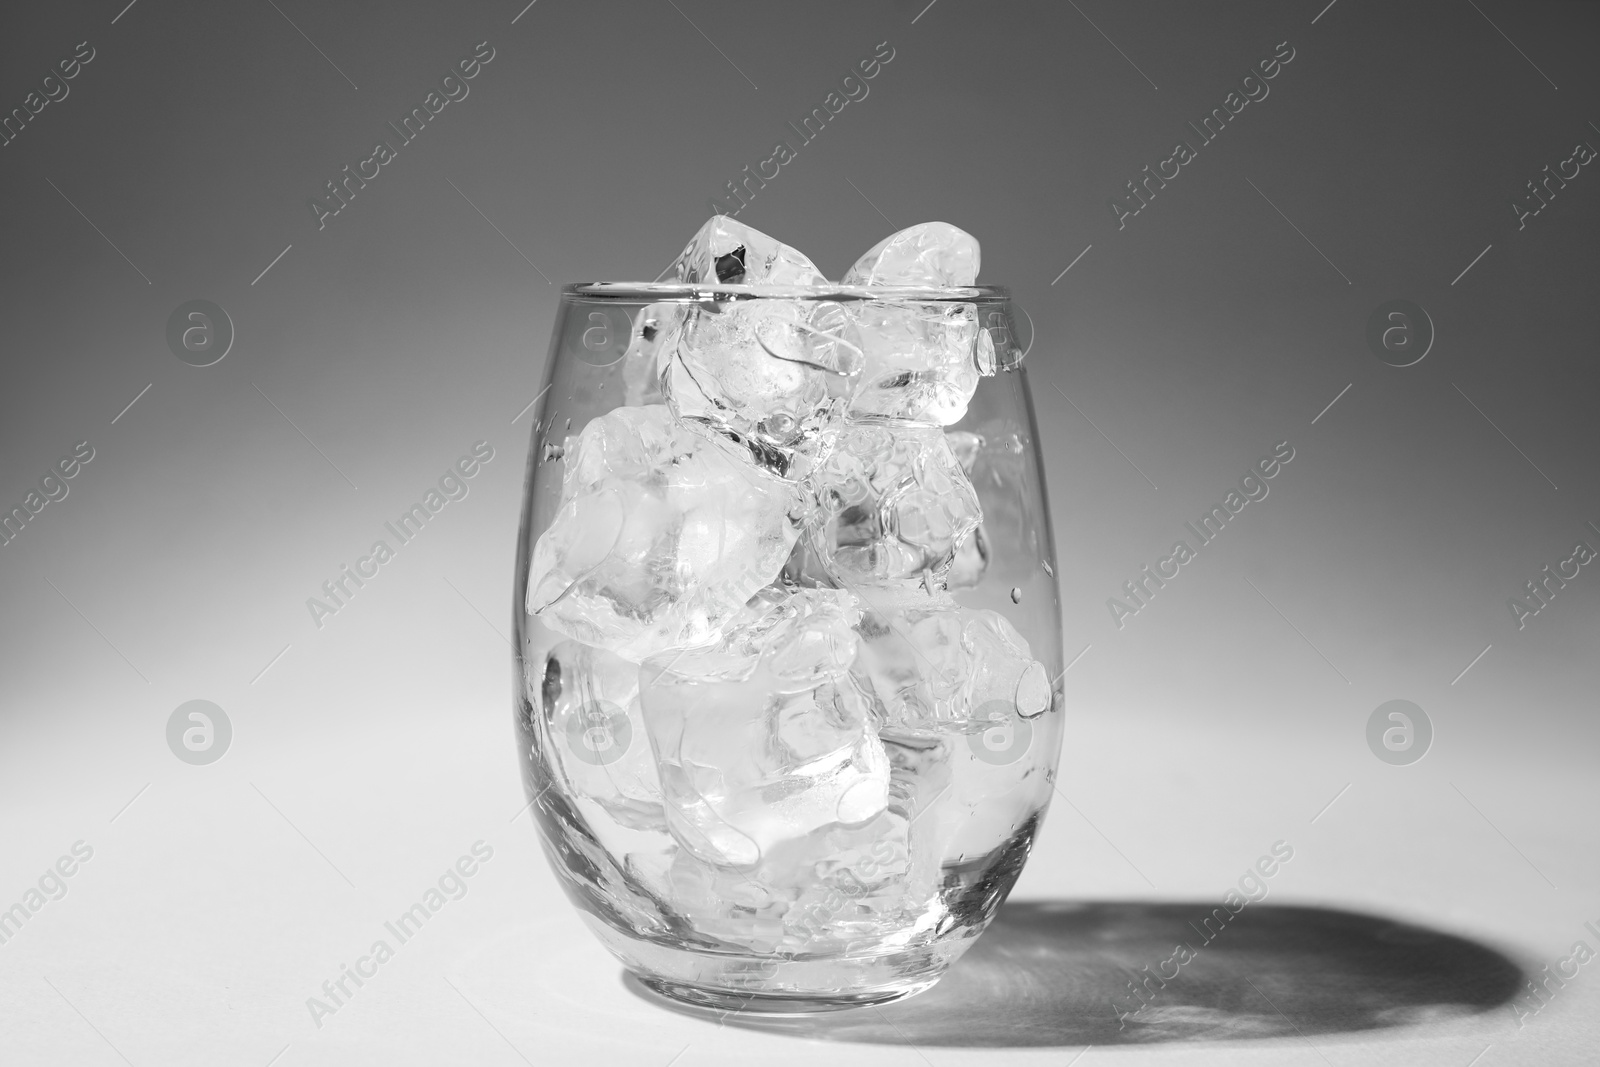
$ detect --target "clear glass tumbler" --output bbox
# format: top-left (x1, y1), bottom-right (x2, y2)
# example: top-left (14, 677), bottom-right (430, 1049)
top-left (513, 283), bottom-right (1062, 1012)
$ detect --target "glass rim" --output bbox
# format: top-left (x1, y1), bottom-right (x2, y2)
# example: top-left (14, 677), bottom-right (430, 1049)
top-left (563, 282), bottom-right (1013, 303)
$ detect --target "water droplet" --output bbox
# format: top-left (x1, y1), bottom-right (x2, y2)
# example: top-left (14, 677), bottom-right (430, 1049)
top-left (1042, 561), bottom-right (1054, 577)
top-left (1010, 587), bottom-right (1022, 604)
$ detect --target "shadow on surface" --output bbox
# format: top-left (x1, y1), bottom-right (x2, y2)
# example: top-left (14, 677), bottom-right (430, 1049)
top-left (625, 900), bottom-right (1524, 1046)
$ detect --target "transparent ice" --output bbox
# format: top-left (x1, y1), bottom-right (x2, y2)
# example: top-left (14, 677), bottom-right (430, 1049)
top-left (847, 587), bottom-right (1051, 739)
top-left (664, 215), bottom-right (828, 287)
top-left (619, 302), bottom-right (682, 406)
top-left (541, 639), bottom-right (664, 831)
top-left (638, 588), bottom-right (890, 868)
top-left (841, 221), bottom-right (981, 288)
top-left (526, 404), bottom-right (798, 661)
top-left (799, 422), bottom-right (981, 587)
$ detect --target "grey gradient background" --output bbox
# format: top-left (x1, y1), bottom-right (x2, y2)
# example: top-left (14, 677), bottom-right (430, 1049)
top-left (2, 1), bottom-right (1597, 1064)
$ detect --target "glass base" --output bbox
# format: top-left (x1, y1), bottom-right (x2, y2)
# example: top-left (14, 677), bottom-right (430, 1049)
top-left (589, 914), bottom-right (962, 1015)
top-left (635, 975), bottom-right (932, 1015)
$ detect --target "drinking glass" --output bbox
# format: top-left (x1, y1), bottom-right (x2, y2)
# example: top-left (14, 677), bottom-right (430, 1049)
top-left (512, 283), bottom-right (1062, 1012)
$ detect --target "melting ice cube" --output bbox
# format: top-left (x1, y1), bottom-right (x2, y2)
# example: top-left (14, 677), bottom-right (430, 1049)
top-left (540, 639), bottom-right (664, 831)
top-left (839, 222), bottom-right (985, 424)
top-left (800, 422), bottom-right (982, 587)
top-left (849, 588), bottom-right (1051, 737)
top-left (638, 588), bottom-right (890, 868)
top-left (619, 303), bottom-right (684, 407)
top-left (526, 405), bottom-right (798, 661)
top-left (664, 300), bottom-right (831, 450)
top-left (841, 221), bottom-right (981, 288)
top-left (664, 215), bottom-right (828, 287)
top-left (944, 431), bottom-right (989, 589)
top-left (846, 301), bottom-right (982, 425)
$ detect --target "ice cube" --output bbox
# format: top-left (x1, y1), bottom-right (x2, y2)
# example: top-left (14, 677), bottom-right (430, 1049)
top-left (947, 524), bottom-right (989, 589)
top-left (800, 422), bottom-right (981, 587)
top-left (849, 589), bottom-right (1051, 737)
top-left (540, 639), bottom-right (664, 831)
top-left (841, 222), bottom-right (981, 288)
top-left (664, 299), bottom-right (830, 450)
top-left (846, 300), bottom-right (982, 425)
top-left (619, 303), bottom-right (684, 406)
top-left (526, 405), bottom-right (799, 661)
top-left (638, 588), bottom-right (890, 868)
top-left (945, 431), bottom-right (989, 589)
top-left (665, 216), bottom-right (828, 287)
